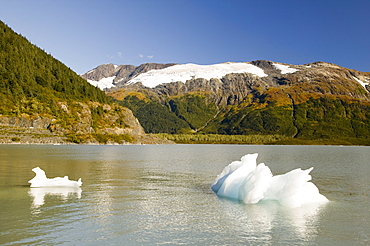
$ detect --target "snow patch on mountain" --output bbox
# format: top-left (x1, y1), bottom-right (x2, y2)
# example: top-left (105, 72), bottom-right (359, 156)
top-left (127, 62), bottom-right (268, 88)
top-left (88, 76), bottom-right (116, 90)
top-left (353, 76), bottom-right (369, 89)
top-left (273, 63), bottom-right (298, 74)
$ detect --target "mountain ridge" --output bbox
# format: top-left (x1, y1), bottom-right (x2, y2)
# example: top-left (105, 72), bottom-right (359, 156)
top-left (82, 61), bottom-right (370, 94)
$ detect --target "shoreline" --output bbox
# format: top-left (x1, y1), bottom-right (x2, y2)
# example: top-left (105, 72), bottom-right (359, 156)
top-left (2, 126), bottom-right (369, 146)
top-left (0, 125), bottom-right (173, 145)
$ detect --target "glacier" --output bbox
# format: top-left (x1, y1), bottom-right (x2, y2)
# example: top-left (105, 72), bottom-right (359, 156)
top-left (211, 153), bottom-right (328, 208)
top-left (127, 62), bottom-right (268, 88)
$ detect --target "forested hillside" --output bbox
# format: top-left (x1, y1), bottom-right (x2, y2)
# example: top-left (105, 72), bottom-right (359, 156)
top-left (0, 20), bottom-right (109, 115)
top-left (0, 20), bottom-right (166, 144)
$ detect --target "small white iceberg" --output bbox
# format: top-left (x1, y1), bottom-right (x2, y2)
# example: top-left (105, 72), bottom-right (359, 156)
top-left (211, 153), bottom-right (328, 208)
top-left (28, 167), bottom-right (82, 188)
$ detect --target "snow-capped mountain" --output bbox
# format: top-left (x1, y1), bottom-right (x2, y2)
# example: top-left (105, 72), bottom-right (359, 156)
top-left (81, 61), bottom-right (370, 92)
top-left (81, 61), bottom-right (302, 90)
top-left (81, 60), bottom-right (370, 144)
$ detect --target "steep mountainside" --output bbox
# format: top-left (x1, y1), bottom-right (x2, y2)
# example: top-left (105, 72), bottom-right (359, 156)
top-left (0, 20), bottom-right (168, 144)
top-left (83, 60), bottom-right (370, 145)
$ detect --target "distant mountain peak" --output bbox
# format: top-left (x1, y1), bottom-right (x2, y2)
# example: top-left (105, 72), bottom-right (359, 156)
top-left (81, 62), bottom-right (176, 90)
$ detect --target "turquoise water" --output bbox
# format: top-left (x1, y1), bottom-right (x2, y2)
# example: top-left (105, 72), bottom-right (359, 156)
top-left (0, 144), bottom-right (369, 245)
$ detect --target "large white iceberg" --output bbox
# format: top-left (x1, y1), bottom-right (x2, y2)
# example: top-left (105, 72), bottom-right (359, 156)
top-left (28, 167), bottom-right (82, 188)
top-left (211, 153), bottom-right (328, 208)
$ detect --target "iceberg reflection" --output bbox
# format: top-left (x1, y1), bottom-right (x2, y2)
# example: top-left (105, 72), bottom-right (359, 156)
top-left (29, 187), bottom-right (82, 208)
top-left (219, 198), bottom-right (327, 243)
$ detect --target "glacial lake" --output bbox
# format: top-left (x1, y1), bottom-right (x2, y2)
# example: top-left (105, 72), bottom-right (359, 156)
top-left (0, 144), bottom-right (369, 245)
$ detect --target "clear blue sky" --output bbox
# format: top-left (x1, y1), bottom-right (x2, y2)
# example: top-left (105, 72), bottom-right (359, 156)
top-left (1, 0), bottom-right (369, 74)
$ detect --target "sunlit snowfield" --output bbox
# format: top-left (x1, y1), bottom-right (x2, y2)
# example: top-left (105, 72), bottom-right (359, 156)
top-left (0, 144), bottom-right (369, 245)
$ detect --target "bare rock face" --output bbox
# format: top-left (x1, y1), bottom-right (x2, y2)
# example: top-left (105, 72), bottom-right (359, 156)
top-left (150, 74), bottom-right (268, 106)
top-left (0, 115), bottom-right (53, 129)
top-left (128, 63), bottom-right (177, 79)
top-left (101, 106), bottom-right (145, 136)
top-left (81, 64), bottom-right (121, 82)
top-left (80, 63), bottom-right (138, 83)
top-left (0, 102), bottom-right (148, 144)
top-left (48, 102), bottom-right (145, 136)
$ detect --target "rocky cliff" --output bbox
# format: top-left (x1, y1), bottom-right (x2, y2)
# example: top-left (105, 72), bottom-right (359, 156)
top-left (0, 101), bottom-right (171, 144)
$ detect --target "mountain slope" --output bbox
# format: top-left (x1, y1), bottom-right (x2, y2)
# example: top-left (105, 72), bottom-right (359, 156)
top-left (0, 20), bottom-right (167, 144)
top-left (83, 60), bottom-right (370, 145)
